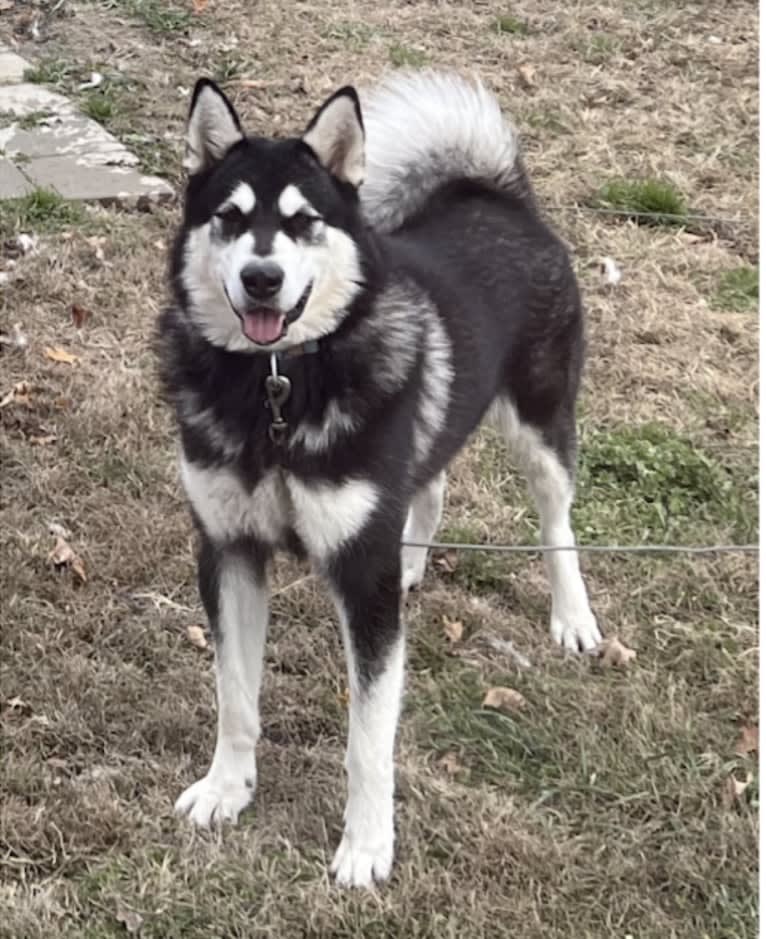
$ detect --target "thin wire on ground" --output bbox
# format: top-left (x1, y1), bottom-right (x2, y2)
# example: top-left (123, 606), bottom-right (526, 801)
top-left (402, 541), bottom-right (759, 555)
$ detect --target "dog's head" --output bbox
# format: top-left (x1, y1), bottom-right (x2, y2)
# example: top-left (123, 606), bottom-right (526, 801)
top-left (174, 79), bottom-right (368, 352)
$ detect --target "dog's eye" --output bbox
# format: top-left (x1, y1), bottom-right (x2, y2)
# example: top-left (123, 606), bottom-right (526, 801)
top-left (215, 205), bottom-right (244, 226)
top-left (284, 211), bottom-right (318, 239)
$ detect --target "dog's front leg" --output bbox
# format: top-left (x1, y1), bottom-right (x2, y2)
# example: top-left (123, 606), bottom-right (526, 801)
top-left (328, 548), bottom-right (405, 888)
top-left (175, 536), bottom-right (269, 827)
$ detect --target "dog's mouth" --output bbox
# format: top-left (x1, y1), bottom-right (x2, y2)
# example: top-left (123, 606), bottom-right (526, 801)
top-left (226, 283), bottom-right (313, 347)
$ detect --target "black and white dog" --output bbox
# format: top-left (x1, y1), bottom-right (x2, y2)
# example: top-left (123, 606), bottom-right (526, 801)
top-left (158, 71), bottom-right (601, 887)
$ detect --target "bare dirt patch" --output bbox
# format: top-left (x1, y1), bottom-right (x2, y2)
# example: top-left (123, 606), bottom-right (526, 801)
top-left (0, 2), bottom-right (757, 937)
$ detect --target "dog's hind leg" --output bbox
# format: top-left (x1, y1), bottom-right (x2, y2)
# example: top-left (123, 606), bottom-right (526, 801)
top-left (488, 397), bottom-right (601, 652)
top-left (401, 470), bottom-right (446, 592)
top-left (175, 537), bottom-right (269, 826)
top-left (328, 542), bottom-right (404, 887)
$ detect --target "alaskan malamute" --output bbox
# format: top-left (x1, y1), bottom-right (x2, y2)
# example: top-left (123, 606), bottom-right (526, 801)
top-left (158, 71), bottom-right (601, 887)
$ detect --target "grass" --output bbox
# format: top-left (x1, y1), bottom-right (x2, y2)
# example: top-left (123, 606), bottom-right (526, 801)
top-left (0, 1), bottom-right (758, 937)
top-left (23, 58), bottom-right (78, 87)
top-left (590, 177), bottom-right (688, 225)
top-left (0, 189), bottom-right (86, 237)
top-left (712, 265), bottom-right (759, 312)
top-left (83, 91), bottom-right (115, 124)
top-left (573, 423), bottom-right (756, 543)
top-left (579, 33), bottom-right (620, 64)
top-left (389, 43), bottom-right (428, 67)
top-left (98, 0), bottom-right (194, 33)
top-left (493, 14), bottom-right (529, 35)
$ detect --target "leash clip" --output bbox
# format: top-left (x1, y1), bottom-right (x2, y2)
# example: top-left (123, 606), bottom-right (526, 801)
top-left (265, 354), bottom-right (291, 445)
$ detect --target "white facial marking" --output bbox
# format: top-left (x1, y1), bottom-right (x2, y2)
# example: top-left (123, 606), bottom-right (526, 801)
top-left (487, 397), bottom-right (601, 651)
top-left (278, 183), bottom-right (312, 218)
top-left (180, 457), bottom-right (286, 545)
top-left (181, 183), bottom-right (363, 354)
top-left (175, 555), bottom-right (268, 827)
top-left (226, 181), bottom-right (256, 216)
top-left (331, 603), bottom-right (403, 887)
top-left (285, 477), bottom-right (378, 559)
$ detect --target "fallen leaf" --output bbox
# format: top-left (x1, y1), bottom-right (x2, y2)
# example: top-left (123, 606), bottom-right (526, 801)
top-left (482, 686), bottom-right (527, 712)
top-left (437, 751), bottom-right (462, 776)
top-left (735, 724), bottom-right (758, 756)
top-left (517, 63), bottom-right (536, 89)
top-left (435, 549), bottom-right (459, 573)
top-left (441, 615), bottom-right (464, 643)
top-left (44, 346), bottom-right (79, 366)
top-left (0, 380), bottom-right (33, 408)
top-left (30, 434), bottom-right (57, 446)
top-left (48, 535), bottom-right (87, 584)
top-left (192, 0), bottom-right (209, 11)
top-left (115, 907), bottom-right (144, 935)
top-left (186, 624), bottom-right (208, 649)
top-left (597, 636), bottom-right (636, 667)
top-left (722, 771), bottom-right (753, 808)
top-left (337, 687), bottom-right (350, 708)
top-left (71, 303), bottom-right (92, 328)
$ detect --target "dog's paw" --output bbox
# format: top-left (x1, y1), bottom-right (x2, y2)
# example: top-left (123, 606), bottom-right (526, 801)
top-left (331, 825), bottom-right (394, 888)
top-left (174, 774), bottom-right (253, 828)
top-left (550, 612), bottom-right (602, 653)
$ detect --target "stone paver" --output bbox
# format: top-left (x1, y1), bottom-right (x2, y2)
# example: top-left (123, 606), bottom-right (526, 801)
top-left (0, 156), bottom-right (34, 198)
top-left (0, 46), bottom-right (173, 204)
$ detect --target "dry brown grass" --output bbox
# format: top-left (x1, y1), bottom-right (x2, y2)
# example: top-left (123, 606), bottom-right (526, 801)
top-left (0, 1), bottom-right (758, 937)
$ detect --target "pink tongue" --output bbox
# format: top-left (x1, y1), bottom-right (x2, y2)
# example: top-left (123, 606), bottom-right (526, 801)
top-left (242, 310), bottom-right (285, 344)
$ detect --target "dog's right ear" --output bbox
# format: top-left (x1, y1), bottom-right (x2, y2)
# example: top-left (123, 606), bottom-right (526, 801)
top-left (184, 79), bottom-right (244, 175)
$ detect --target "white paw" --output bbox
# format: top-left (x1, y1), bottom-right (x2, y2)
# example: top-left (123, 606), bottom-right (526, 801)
top-left (174, 773), bottom-right (253, 827)
top-left (331, 823), bottom-right (394, 888)
top-left (551, 612), bottom-right (602, 653)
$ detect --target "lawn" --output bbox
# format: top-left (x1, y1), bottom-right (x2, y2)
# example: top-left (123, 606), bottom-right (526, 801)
top-left (0, 1), bottom-right (758, 937)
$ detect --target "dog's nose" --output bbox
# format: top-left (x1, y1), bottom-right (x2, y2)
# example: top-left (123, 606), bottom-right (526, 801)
top-left (240, 261), bottom-right (284, 300)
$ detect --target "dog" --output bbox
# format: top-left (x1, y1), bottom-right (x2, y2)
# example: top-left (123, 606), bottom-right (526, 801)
top-left (157, 70), bottom-right (601, 888)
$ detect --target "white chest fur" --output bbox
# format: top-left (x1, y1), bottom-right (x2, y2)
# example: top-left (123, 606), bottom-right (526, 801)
top-left (180, 456), bottom-right (379, 559)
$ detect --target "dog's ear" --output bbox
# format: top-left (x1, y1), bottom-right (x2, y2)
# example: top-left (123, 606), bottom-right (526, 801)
top-left (184, 78), bottom-right (244, 175)
top-left (302, 87), bottom-right (365, 187)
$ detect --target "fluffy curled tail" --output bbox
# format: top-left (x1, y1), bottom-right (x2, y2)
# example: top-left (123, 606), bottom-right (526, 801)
top-left (359, 70), bottom-right (528, 232)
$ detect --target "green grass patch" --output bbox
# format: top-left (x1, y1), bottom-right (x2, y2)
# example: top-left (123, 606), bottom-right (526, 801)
top-left (23, 58), bottom-right (78, 87)
top-left (590, 177), bottom-right (687, 225)
top-left (98, 0), bottom-right (194, 33)
top-left (493, 14), bottom-right (528, 35)
top-left (0, 189), bottom-right (86, 237)
top-left (389, 43), bottom-right (428, 67)
top-left (83, 91), bottom-right (115, 124)
top-left (574, 423), bottom-right (756, 543)
top-left (320, 21), bottom-right (377, 48)
top-left (0, 109), bottom-right (53, 130)
top-left (579, 33), bottom-right (620, 64)
top-left (712, 266), bottom-right (758, 313)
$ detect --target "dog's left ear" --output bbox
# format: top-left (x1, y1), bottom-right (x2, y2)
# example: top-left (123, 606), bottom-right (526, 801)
top-left (184, 78), bottom-right (244, 175)
top-left (302, 87), bottom-right (365, 187)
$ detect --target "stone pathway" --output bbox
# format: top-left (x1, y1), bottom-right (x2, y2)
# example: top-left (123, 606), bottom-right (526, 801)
top-left (0, 45), bottom-right (173, 204)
